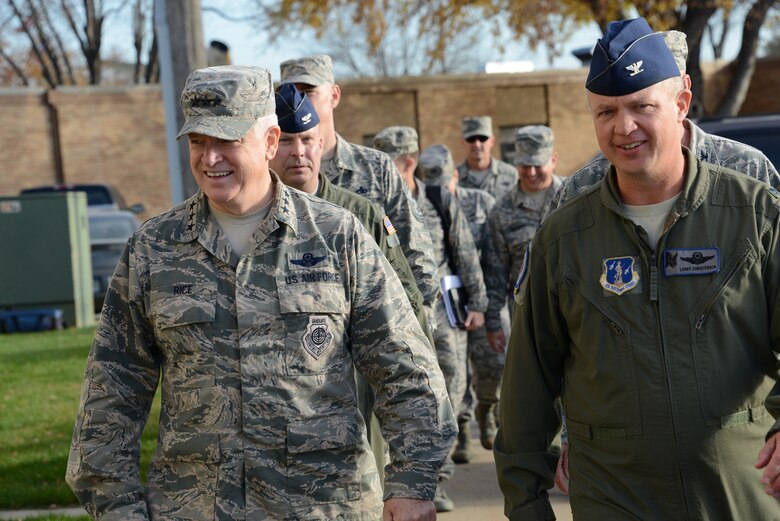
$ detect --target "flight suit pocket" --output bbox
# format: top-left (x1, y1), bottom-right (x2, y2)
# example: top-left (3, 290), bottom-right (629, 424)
top-left (561, 272), bottom-right (642, 434)
top-left (151, 274), bottom-right (218, 388)
top-left (147, 431), bottom-right (220, 521)
top-left (286, 412), bottom-right (363, 506)
top-left (689, 239), bottom-right (762, 426)
top-left (278, 280), bottom-right (349, 376)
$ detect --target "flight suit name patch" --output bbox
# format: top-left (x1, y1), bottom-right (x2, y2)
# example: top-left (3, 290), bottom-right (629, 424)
top-left (663, 248), bottom-right (720, 276)
top-left (303, 316), bottom-right (333, 359)
top-left (600, 256), bottom-right (640, 295)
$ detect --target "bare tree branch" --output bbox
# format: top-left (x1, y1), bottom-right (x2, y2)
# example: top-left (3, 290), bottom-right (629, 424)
top-left (7, 0), bottom-right (56, 87)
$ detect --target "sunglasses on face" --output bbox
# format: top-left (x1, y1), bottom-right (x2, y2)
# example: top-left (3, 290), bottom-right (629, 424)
top-left (465, 135), bottom-right (489, 143)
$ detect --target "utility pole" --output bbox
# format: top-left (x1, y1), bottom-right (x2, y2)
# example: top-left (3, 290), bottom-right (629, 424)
top-left (155, 0), bottom-right (206, 203)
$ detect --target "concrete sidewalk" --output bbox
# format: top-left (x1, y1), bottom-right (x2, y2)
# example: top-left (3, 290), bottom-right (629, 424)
top-left (439, 424), bottom-right (573, 521)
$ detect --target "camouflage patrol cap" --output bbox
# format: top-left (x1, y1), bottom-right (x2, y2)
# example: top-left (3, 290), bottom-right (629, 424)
top-left (373, 126), bottom-right (419, 160)
top-left (177, 65), bottom-right (275, 140)
top-left (280, 54), bottom-right (335, 86)
top-left (514, 125), bottom-right (554, 166)
top-left (662, 30), bottom-right (688, 72)
top-left (462, 116), bottom-right (493, 139)
top-left (418, 144), bottom-right (455, 186)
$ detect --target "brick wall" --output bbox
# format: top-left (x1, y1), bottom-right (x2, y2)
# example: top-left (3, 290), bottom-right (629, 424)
top-left (1, 58), bottom-right (779, 220)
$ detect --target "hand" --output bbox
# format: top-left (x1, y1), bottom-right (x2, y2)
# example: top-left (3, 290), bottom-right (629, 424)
top-left (555, 442), bottom-right (570, 495)
top-left (383, 498), bottom-right (436, 521)
top-left (463, 310), bottom-right (484, 331)
top-left (755, 431), bottom-right (780, 498)
top-left (487, 330), bottom-right (506, 353)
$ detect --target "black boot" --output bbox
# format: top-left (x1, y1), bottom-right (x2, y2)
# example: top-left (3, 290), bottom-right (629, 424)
top-left (451, 420), bottom-right (472, 463)
top-left (476, 402), bottom-right (497, 450)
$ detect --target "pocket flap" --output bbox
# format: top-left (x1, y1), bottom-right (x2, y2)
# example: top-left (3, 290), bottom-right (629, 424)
top-left (160, 431), bottom-right (221, 462)
top-left (287, 413), bottom-right (361, 454)
top-left (154, 295), bottom-right (216, 329)
top-left (277, 279), bottom-right (348, 314)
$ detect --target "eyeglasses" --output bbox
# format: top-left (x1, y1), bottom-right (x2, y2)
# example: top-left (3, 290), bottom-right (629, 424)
top-left (465, 135), bottom-right (489, 143)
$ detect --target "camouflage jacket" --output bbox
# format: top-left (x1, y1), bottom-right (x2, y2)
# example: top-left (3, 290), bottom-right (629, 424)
top-left (317, 173), bottom-right (434, 347)
top-left (413, 179), bottom-right (488, 313)
top-left (546, 119), bottom-right (780, 216)
top-left (456, 157), bottom-right (517, 201)
top-left (454, 186), bottom-right (496, 257)
top-left (65, 178), bottom-right (456, 521)
top-left (484, 176), bottom-right (562, 331)
top-left (322, 134), bottom-right (439, 306)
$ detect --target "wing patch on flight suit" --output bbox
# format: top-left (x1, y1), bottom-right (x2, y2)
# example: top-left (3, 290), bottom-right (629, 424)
top-left (663, 248), bottom-right (720, 276)
top-left (600, 256), bottom-right (640, 295)
top-left (303, 316), bottom-right (333, 358)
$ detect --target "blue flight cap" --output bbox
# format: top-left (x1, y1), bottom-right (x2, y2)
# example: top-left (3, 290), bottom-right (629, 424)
top-left (274, 82), bottom-right (320, 133)
top-left (586, 17), bottom-right (680, 96)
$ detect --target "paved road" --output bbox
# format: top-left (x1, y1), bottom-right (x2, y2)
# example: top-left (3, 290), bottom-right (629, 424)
top-left (440, 423), bottom-right (573, 520)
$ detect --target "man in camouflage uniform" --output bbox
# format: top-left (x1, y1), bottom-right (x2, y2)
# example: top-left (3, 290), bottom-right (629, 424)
top-left (456, 116), bottom-right (517, 202)
top-left (485, 125), bottom-right (561, 353)
top-left (546, 29), bottom-right (780, 218)
top-left (374, 130), bottom-right (488, 513)
top-left (547, 29), bottom-right (780, 497)
top-left (279, 55), bottom-right (440, 329)
top-left (65, 65), bottom-right (455, 521)
top-left (270, 83), bottom-right (434, 486)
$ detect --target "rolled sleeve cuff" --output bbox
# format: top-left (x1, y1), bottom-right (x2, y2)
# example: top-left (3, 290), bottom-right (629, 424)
top-left (383, 464), bottom-right (440, 501)
top-left (508, 496), bottom-right (556, 521)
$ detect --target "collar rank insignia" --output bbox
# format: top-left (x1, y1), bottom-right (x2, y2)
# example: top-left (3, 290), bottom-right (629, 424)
top-left (303, 316), bottom-right (333, 359)
top-left (663, 247), bottom-right (720, 276)
top-left (626, 60), bottom-right (644, 77)
top-left (383, 216), bottom-right (397, 236)
top-left (600, 256), bottom-right (640, 295)
top-left (356, 186), bottom-right (369, 195)
top-left (290, 252), bottom-right (327, 267)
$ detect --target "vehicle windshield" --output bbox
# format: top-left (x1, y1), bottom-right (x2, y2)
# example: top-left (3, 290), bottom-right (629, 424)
top-left (88, 215), bottom-right (137, 241)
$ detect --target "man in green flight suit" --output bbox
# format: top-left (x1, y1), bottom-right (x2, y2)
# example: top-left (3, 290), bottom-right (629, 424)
top-left (495, 17), bottom-right (780, 521)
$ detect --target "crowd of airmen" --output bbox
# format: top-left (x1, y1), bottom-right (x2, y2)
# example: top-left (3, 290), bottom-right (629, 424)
top-left (65, 15), bottom-right (780, 521)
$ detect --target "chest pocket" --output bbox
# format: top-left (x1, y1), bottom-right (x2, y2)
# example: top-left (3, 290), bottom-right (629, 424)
top-left (278, 278), bottom-right (349, 376)
top-left (150, 270), bottom-right (218, 388)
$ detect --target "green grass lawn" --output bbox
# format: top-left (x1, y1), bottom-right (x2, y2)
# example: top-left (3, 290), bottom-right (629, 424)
top-left (0, 327), bottom-right (160, 510)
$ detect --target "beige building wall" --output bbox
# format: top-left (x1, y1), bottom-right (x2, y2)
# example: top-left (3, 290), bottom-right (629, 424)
top-left (1, 58), bottom-right (779, 219)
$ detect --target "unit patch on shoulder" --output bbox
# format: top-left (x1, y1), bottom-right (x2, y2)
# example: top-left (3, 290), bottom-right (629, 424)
top-left (663, 247), bottom-right (720, 276)
top-left (600, 256), bottom-right (640, 295)
top-left (303, 316), bottom-right (333, 359)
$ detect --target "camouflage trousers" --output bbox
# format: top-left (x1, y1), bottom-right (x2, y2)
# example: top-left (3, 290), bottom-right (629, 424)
top-left (433, 298), bottom-right (468, 481)
top-left (459, 306), bottom-right (509, 422)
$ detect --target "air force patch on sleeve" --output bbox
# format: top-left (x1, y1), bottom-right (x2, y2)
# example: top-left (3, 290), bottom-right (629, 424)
top-left (663, 247), bottom-right (720, 276)
top-left (600, 256), bottom-right (640, 295)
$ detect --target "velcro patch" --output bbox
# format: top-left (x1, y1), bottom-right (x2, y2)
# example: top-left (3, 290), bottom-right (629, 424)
top-left (663, 248), bottom-right (720, 276)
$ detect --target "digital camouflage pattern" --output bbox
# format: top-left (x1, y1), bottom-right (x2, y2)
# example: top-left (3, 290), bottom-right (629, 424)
top-left (496, 152), bottom-right (780, 520)
top-left (546, 119), bottom-right (780, 217)
top-left (484, 176), bottom-right (562, 332)
top-left (177, 65), bottom-right (275, 140)
top-left (514, 125), bottom-right (554, 166)
top-left (66, 178), bottom-right (456, 521)
top-left (454, 187), bottom-right (506, 413)
top-left (462, 116), bottom-right (493, 139)
top-left (321, 134), bottom-right (440, 308)
top-left (456, 158), bottom-right (517, 202)
top-left (279, 54), bottom-right (335, 86)
top-left (412, 179), bottom-right (488, 480)
top-left (372, 126), bottom-right (419, 160)
top-left (316, 172), bottom-right (433, 347)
